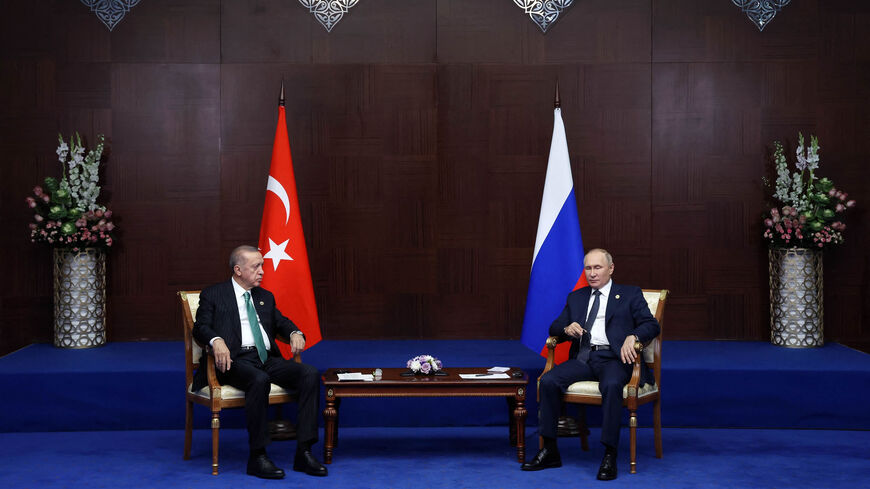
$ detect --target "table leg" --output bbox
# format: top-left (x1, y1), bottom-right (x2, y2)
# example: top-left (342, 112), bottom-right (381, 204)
top-left (323, 393), bottom-right (338, 464)
top-left (513, 391), bottom-right (527, 463)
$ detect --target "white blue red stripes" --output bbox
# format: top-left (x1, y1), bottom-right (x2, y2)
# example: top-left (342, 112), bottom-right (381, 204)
top-left (521, 108), bottom-right (585, 354)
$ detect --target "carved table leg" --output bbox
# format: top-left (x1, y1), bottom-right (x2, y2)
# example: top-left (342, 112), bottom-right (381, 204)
top-left (514, 387), bottom-right (527, 463)
top-left (323, 390), bottom-right (338, 464)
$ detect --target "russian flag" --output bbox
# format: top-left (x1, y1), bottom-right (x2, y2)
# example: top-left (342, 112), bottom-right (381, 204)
top-left (520, 105), bottom-right (586, 361)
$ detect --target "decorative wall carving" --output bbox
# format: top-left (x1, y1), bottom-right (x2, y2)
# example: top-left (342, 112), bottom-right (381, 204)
top-left (732, 0), bottom-right (791, 31)
top-left (513, 0), bottom-right (575, 33)
top-left (80, 0), bottom-right (142, 31)
top-left (298, 0), bottom-right (360, 32)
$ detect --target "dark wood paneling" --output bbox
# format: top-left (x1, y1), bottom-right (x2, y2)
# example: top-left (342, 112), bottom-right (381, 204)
top-left (1, 0), bottom-right (869, 355)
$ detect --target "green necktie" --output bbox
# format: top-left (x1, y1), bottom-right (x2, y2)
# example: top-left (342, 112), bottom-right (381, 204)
top-left (243, 291), bottom-right (268, 363)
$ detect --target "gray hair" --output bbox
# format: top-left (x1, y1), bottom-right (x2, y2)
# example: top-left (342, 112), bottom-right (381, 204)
top-left (585, 248), bottom-right (613, 266)
top-left (229, 245), bottom-right (260, 270)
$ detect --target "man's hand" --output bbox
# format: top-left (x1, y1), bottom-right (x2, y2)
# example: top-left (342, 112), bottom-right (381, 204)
top-left (620, 335), bottom-right (638, 364)
top-left (212, 338), bottom-right (232, 372)
top-left (563, 321), bottom-right (586, 339)
top-left (289, 332), bottom-right (305, 355)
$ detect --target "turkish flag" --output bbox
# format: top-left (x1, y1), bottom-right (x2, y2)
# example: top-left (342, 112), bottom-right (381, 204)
top-left (257, 104), bottom-right (322, 356)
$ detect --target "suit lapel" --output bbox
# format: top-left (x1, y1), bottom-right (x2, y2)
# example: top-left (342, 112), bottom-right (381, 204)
top-left (223, 280), bottom-right (243, 345)
top-left (250, 288), bottom-right (273, 341)
top-left (605, 283), bottom-right (621, 324)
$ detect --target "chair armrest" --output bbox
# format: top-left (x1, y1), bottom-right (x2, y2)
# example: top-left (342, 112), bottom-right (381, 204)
top-left (541, 336), bottom-right (563, 375)
top-left (625, 341), bottom-right (646, 399)
top-left (205, 353), bottom-right (221, 391)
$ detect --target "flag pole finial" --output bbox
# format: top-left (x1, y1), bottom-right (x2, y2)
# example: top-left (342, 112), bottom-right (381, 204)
top-left (279, 80), bottom-right (285, 107)
top-left (554, 80), bottom-right (561, 109)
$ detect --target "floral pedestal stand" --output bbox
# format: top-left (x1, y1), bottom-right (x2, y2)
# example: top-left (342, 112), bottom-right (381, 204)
top-left (53, 248), bottom-right (107, 348)
top-left (768, 247), bottom-right (823, 347)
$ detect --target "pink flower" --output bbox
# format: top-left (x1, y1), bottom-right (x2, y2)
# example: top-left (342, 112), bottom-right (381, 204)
top-left (34, 214), bottom-right (44, 222)
top-left (836, 203), bottom-right (845, 212)
top-left (829, 188), bottom-right (837, 197)
top-left (764, 218), bottom-right (773, 227)
top-left (33, 186), bottom-right (43, 196)
top-left (29, 223), bottom-right (37, 230)
top-left (42, 195), bottom-right (50, 203)
top-left (104, 210), bottom-right (112, 218)
top-left (26, 197), bottom-right (37, 208)
top-left (770, 208), bottom-right (780, 217)
top-left (846, 200), bottom-right (856, 208)
top-left (95, 210), bottom-right (103, 218)
top-left (106, 238), bottom-right (113, 246)
top-left (106, 222), bottom-right (115, 231)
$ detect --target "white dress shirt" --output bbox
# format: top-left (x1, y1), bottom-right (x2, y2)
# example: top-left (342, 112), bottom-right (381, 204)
top-left (587, 279), bottom-right (612, 347)
top-left (231, 278), bottom-right (271, 350)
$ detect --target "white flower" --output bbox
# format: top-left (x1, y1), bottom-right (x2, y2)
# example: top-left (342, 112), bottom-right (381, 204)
top-left (409, 360), bottom-right (421, 372)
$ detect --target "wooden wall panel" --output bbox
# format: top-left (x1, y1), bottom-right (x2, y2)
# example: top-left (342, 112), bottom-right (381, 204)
top-left (1, 0), bottom-right (869, 355)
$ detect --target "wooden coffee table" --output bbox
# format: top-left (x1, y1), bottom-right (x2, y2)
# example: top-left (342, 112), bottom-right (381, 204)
top-left (321, 367), bottom-right (529, 463)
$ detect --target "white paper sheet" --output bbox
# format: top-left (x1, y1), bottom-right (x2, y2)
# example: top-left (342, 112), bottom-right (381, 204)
top-left (458, 373), bottom-right (510, 380)
top-left (337, 373), bottom-right (374, 381)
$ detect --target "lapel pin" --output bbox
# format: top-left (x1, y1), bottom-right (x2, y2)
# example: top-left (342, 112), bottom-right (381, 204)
top-left (615, 295), bottom-right (620, 299)
top-left (259, 301), bottom-right (264, 306)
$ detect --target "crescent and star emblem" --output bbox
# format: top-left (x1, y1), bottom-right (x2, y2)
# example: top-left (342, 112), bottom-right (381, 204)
top-left (263, 176), bottom-right (295, 271)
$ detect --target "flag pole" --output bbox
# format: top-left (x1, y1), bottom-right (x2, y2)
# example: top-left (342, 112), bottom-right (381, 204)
top-left (279, 79), bottom-right (285, 107)
top-left (554, 80), bottom-right (560, 109)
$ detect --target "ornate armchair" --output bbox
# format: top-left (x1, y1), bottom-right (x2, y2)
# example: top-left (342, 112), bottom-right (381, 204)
top-left (539, 288), bottom-right (668, 474)
top-left (179, 290), bottom-right (300, 475)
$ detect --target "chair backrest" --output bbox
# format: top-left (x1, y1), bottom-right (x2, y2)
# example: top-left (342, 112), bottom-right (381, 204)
top-left (641, 289), bottom-right (668, 384)
top-left (179, 290), bottom-right (202, 386)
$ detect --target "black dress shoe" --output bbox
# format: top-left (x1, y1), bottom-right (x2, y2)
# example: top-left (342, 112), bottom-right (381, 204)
top-left (597, 450), bottom-right (617, 481)
top-left (246, 453), bottom-right (285, 479)
top-left (293, 450), bottom-right (328, 477)
top-left (520, 447), bottom-right (562, 471)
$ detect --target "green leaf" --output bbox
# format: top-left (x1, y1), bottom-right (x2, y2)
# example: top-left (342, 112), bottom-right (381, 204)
top-left (44, 177), bottom-right (59, 193)
top-left (48, 205), bottom-right (67, 220)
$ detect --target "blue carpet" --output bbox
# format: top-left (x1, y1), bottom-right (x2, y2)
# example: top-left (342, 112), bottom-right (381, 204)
top-left (1, 340), bottom-right (869, 431)
top-left (0, 427), bottom-right (867, 488)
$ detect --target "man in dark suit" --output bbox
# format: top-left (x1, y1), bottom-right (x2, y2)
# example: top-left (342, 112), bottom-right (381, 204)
top-left (521, 248), bottom-right (660, 480)
top-left (192, 245), bottom-right (327, 478)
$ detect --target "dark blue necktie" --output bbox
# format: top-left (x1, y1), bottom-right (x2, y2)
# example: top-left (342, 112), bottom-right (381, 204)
top-left (577, 290), bottom-right (601, 362)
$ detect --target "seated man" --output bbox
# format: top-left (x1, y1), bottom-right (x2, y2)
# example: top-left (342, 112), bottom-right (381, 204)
top-left (521, 248), bottom-right (660, 480)
top-left (192, 245), bottom-right (327, 478)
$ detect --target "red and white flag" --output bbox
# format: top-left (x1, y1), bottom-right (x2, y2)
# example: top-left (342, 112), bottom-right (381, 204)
top-left (257, 99), bottom-right (322, 356)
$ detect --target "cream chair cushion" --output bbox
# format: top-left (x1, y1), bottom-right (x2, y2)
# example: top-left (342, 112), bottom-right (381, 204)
top-left (188, 383), bottom-right (290, 400)
top-left (641, 290), bottom-right (661, 364)
top-left (185, 292), bottom-right (204, 364)
top-left (566, 380), bottom-right (659, 399)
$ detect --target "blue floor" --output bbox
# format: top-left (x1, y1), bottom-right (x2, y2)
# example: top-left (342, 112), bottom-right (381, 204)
top-left (0, 427), bottom-right (867, 489)
top-left (2, 340), bottom-right (869, 431)
top-left (2, 340), bottom-right (869, 488)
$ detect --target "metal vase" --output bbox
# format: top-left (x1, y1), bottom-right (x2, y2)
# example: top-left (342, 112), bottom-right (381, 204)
top-left (53, 248), bottom-right (107, 348)
top-left (768, 247), bottom-right (823, 347)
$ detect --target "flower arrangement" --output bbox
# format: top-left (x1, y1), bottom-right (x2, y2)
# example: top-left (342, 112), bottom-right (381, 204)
top-left (26, 133), bottom-right (116, 250)
top-left (406, 354), bottom-right (442, 375)
top-left (762, 133), bottom-right (855, 249)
